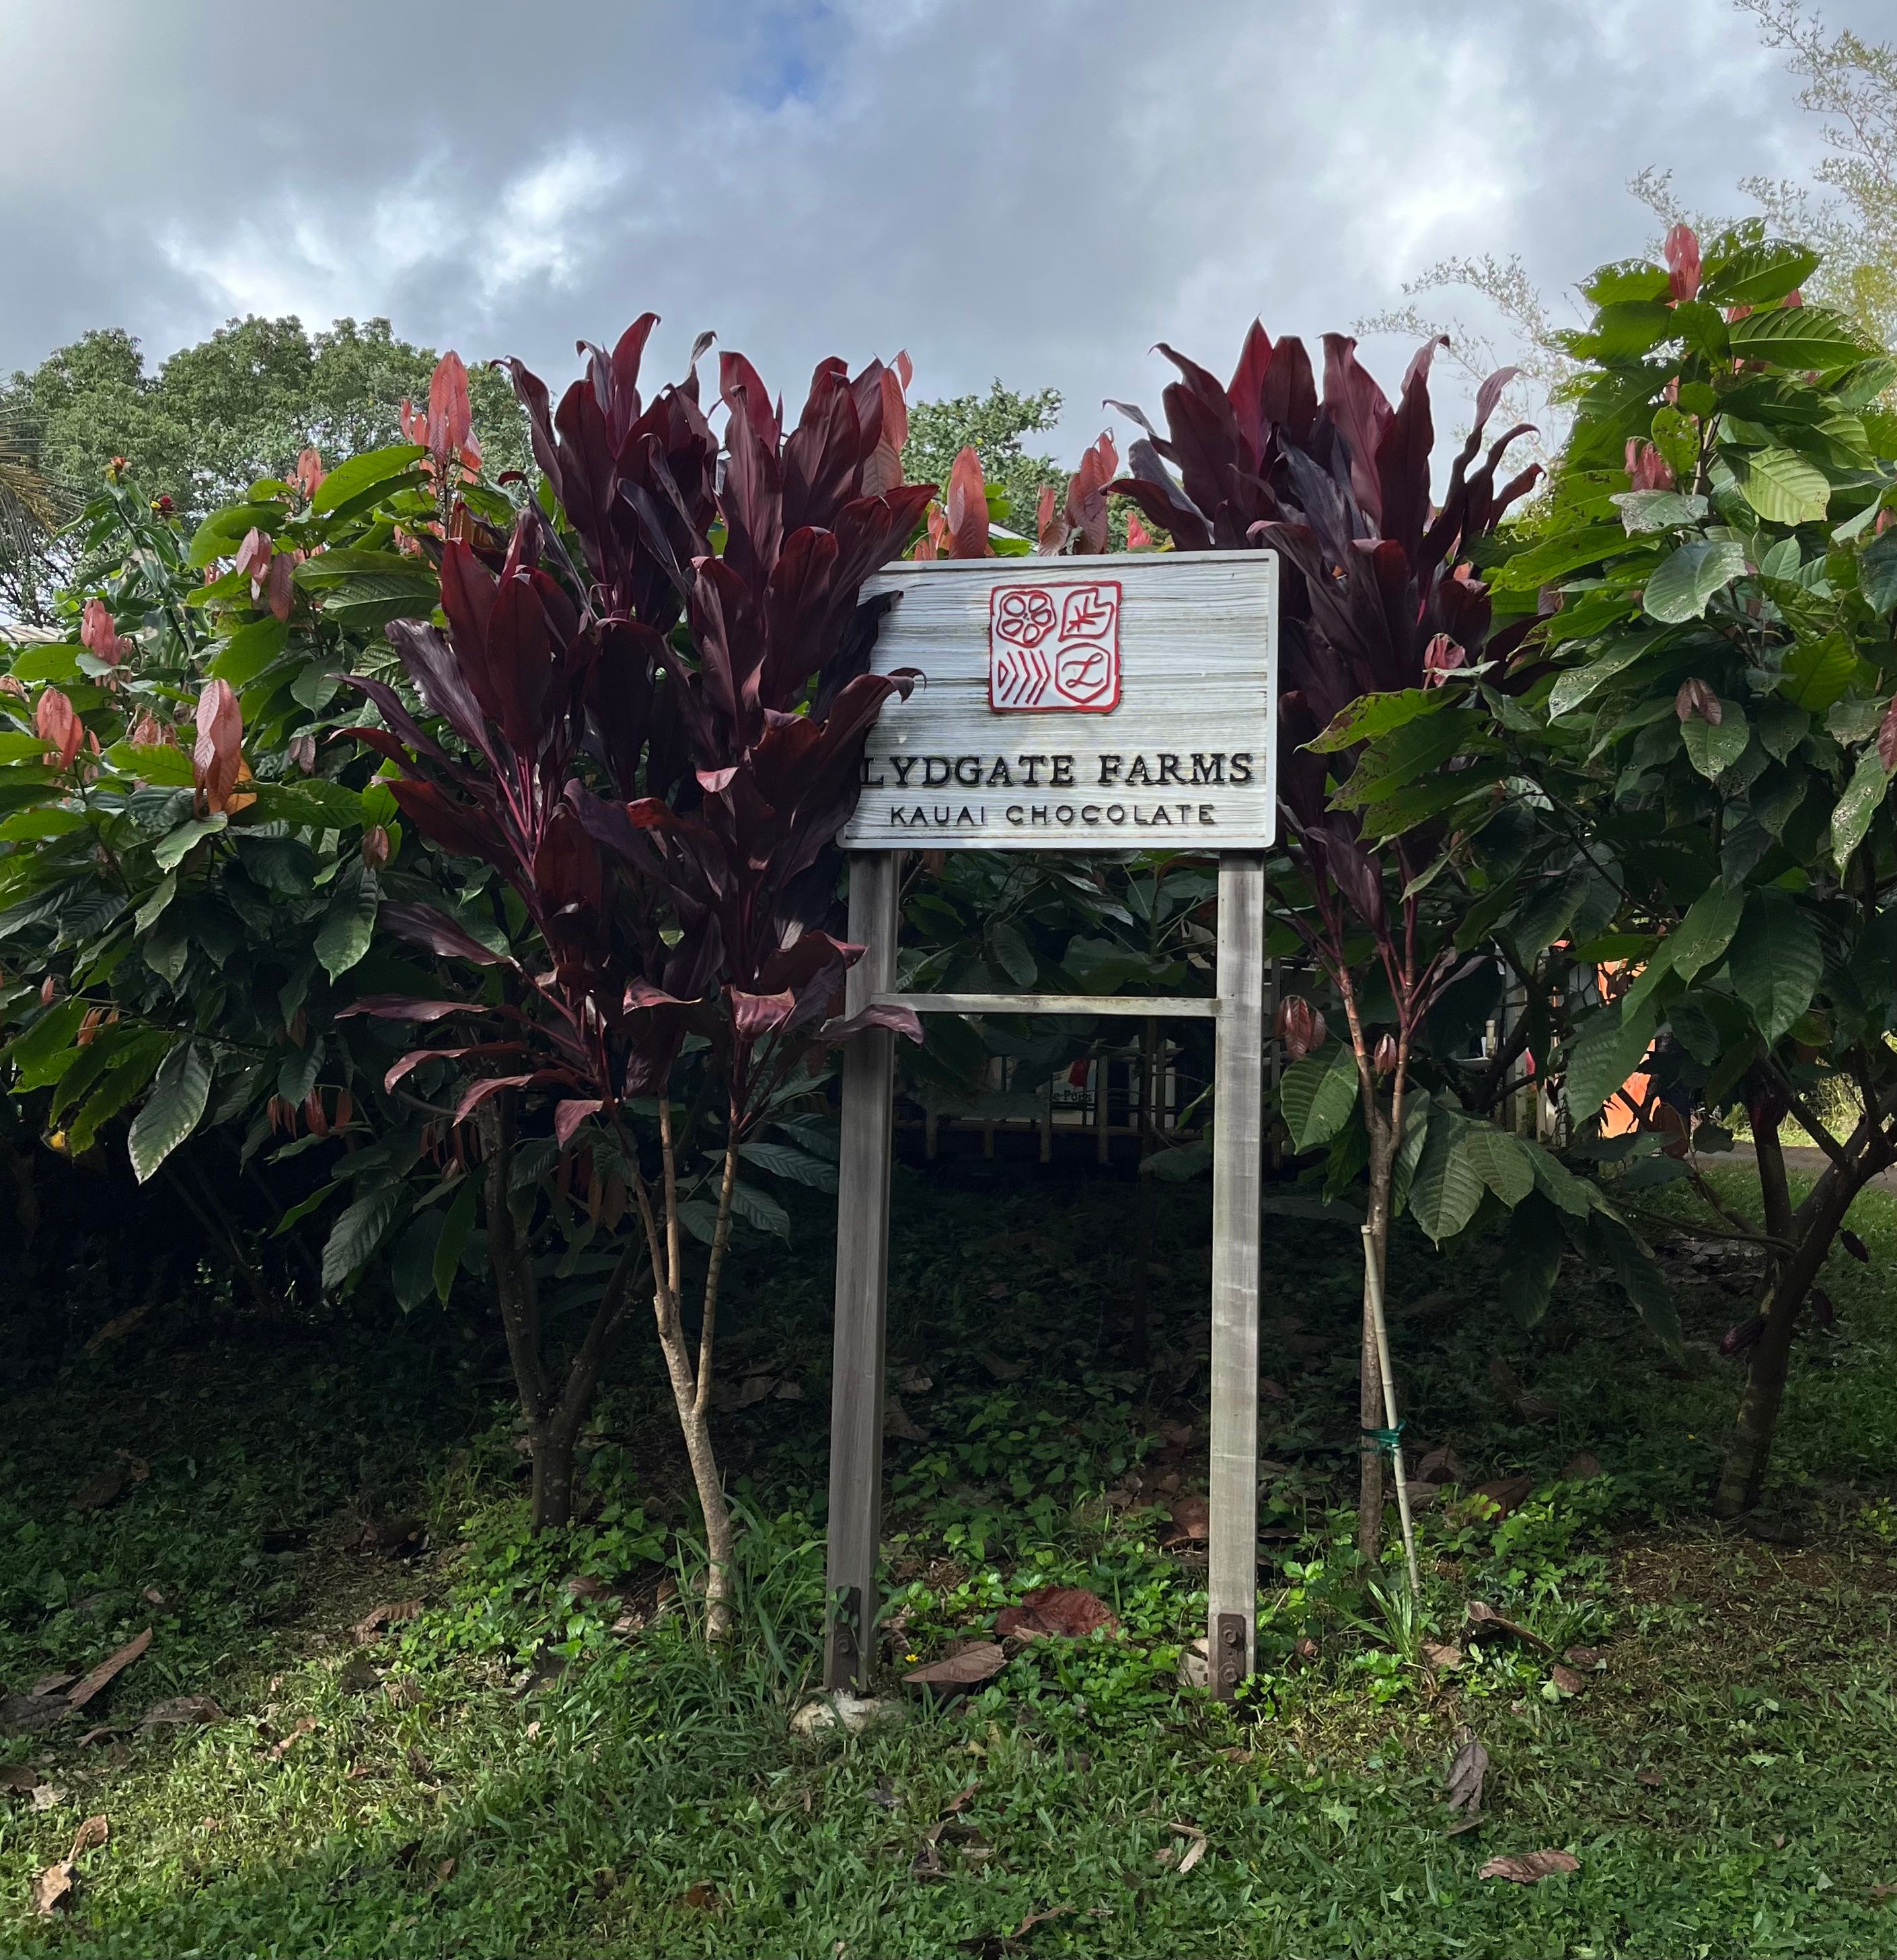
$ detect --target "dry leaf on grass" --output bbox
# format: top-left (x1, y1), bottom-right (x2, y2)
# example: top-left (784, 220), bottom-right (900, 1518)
top-left (264, 1716), bottom-right (318, 1760)
top-left (70, 1467), bottom-right (127, 1513)
top-left (352, 1601), bottom-right (421, 1644)
top-left (976, 1350), bottom-right (1027, 1382)
top-left (883, 1395), bottom-right (929, 1441)
top-left (31, 1815), bottom-right (108, 1916)
top-left (1160, 1494), bottom-right (1210, 1546)
top-left (1009, 1905), bottom-right (1073, 1937)
top-left (29, 1672), bottom-right (77, 1699)
top-left (1479, 1849), bottom-right (1579, 1883)
top-left (1472, 1475), bottom-right (1536, 1517)
top-left (1549, 1664), bottom-right (1585, 1695)
top-left (0, 1766), bottom-right (47, 1792)
top-left (913, 1819), bottom-right (992, 1880)
top-left (1, 1695), bottom-right (71, 1735)
top-left (1563, 1645), bottom-right (1605, 1669)
top-left (1423, 1642), bottom-right (1464, 1673)
top-left (139, 1695), bottom-right (224, 1731)
top-left (1466, 1601), bottom-right (1551, 1650)
top-left (1167, 1821), bottom-right (1208, 1875)
top-left (1562, 1451), bottom-right (1603, 1480)
top-left (903, 1642), bottom-right (1005, 1688)
top-left (1445, 1733), bottom-right (1488, 1818)
top-left (67, 1629), bottom-right (151, 1710)
top-left (995, 1587), bottom-right (1119, 1641)
top-left (1415, 1444), bottom-right (1467, 1484)
top-left (30, 1784), bottom-right (67, 1811)
top-left (1635, 1767), bottom-right (1663, 1788)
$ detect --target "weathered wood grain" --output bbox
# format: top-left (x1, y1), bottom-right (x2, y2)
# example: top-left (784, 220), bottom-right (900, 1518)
top-left (842, 550), bottom-right (1277, 852)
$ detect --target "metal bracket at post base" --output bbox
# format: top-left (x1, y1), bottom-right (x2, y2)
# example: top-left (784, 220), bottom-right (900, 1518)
top-left (825, 1585), bottom-right (866, 1691)
top-left (1212, 1611), bottom-right (1249, 1698)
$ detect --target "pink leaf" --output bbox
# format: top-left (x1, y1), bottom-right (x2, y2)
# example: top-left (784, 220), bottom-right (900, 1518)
top-left (36, 688), bottom-right (83, 769)
top-left (294, 447), bottom-right (326, 499)
top-left (1664, 224), bottom-right (1701, 304)
top-left (821, 1003), bottom-right (924, 1044)
top-left (729, 987), bottom-right (798, 1042)
top-left (944, 447), bottom-right (990, 558)
top-left (192, 678), bottom-right (243, 814)
top-left (429, 351), bottom-right (474, 460)
top-left (554, 1099), bottom-right (605, 1147)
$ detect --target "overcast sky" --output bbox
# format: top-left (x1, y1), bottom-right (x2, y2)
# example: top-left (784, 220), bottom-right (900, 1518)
top-left (0, 0), bottom-right (1884, 458)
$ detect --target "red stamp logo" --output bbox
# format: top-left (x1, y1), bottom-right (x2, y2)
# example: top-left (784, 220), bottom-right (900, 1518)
top-left (989, 580), bottom-right (1121, 712)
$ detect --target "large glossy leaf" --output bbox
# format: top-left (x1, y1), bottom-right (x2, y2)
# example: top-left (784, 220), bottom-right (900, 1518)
top-left (737, 1138), bottom-right (839, 1192)
top-left (1306, 689), bottom-right (1437, 752)
top-left (66, 1035), bottom-right (170, 1155)
top-left (1407, 1117), bottom-right (1487, 1243)
top-left (152, 813), bottom-right (228, 871)
top-left (207, 616), bottom-right (290, 687)
top-left (1727, 892), bottom-right (1822, 1045)
top-left (1642, 539), bottom-right (1747, 623)
top-left (126, 1040), bottom-right (211, 1183)
top-left (309, 443), bottom-right (427, 516)
top-left (321, 1184), bottom-right (406, 1291)
top-left (314, 861), bottom-right (380, 980)
top-left (433, 1177), bottom-right (478, 1303)
top-left (1682, 702), bottom-right (1750, 781)
top-left (391, 1208), bottom-right (446, 1313)
top-left (1860, 527), bottom-right (1897, 616)
top-left (1727, 305), bottom-right (1877, 373)
top-left (4, 997), bottom-right (87, 1090)
top-left (1736, 447), bottom-right (1831, 526)
top-left (1586, 1205), bottom-right (1682, 1350)
top-left (728, 1178), bottom-right (790, 1239)
top-left (988, 920), bottom-right (1037, 988)
top-left (1278, 1046), bottom-right (1358, 1153)
top-left (1701, 241), bottom-right (1820, 308)
top-left (1498, 1191), bottom-right (1563, 1322)
top-left (1832, 746), bottom-right (1894, 870)
top-left (1456, 1124), bottom-right (1535, 1206)
top-left (1564, 997), bottom-right (1656, 1125)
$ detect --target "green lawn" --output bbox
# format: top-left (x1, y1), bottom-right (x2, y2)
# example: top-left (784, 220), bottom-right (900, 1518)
top-left (3, 1163), bottom-right (1896, 1957)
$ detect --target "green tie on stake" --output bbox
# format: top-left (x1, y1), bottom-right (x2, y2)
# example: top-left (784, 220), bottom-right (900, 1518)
top-left (1361, 1225), bottom-right (1423, 1600)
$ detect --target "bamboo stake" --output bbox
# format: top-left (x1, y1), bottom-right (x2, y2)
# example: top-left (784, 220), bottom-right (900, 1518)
top-left (1361, 1225), bottom-right (1422, 1599)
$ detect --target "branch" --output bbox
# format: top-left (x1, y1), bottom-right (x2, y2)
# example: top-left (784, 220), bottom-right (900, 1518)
top-left (691, 1143), bottom-right (741, 1422)
top-left (1759, 1056), bottom-right (1850, 1170)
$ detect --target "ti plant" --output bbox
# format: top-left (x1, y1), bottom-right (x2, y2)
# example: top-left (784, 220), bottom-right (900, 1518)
top-left (1111, 325), bottom-right (1671, 1558)
top-left (1495, 223), bottom-right (1897, 1514)
top-left (345, 322), bottom-right (929, 1617)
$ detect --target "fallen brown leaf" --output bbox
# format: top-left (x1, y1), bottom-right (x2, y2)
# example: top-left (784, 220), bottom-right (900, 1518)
top-left (1471, 1475), bottom-right (1536, 1518)
top-left (29, 1672), bottom-right (77, 1699)
top-left (0, 1765), bottom-right (46, 1791)
top-left (995, 1587), bottom-right (1119, 1641)
top-left (1479, 1849), bottom-right (1579, 1883)
top-left (1168, 1821), bottom-right (1208, 1875)
top-left (141, 1587), bottom-right (165, 1607)
top-left (337, 1656), bottom-right (381, 1696)
top-left (139, 1695), bottom-right (223, 1731)
top-left (352, 1601), bottom-right (421, 1644)
top-left (66, 1628), bottom-right (151, 1710)
top-left (70, 1815), bottom-right (108, 1856)
top-left (1160, 1494), bottom-right (1210, 1546)
top-left (82, 1304), bottom-right (149, 1357)
top-left (30, 1860), bottom-right (74, 1916)
top-left (426, 1856), bottom-right (457, 1892)
top-left (1, 1694), bottom-right (69, 1735)
top-left (1466, 1600), bottom-right (1551, 1650)
top-left (903, 1642), bottom-right (1005, 1689)
top-left (883, 1395), bottom-right (928, 1441)
top-left (1549, 1664), bottom-right (1585, 1695)
top-left (1561, 1451), bottom-right (1603, 1481)
top-left (1010, 1904), bottom-right (1074, 1937)
top-left (1563, 1645), bottom-right (1605, 1669)
top-left (1415, 1443), bottom-right (1467, 1484)
top-left (30, 1783), bottom-right (67, 1812)
top-left (913, 1818), bottom-right (992, 1880)
top-left (976, 1350), bottom-right (1027, 1382)
top-left (265, 1716), bottom-right (318, 1760)
top-left (1869, 1883), bottom-right (1896, 1903)
top-left (1635, 1767), bottom-right (1663, 1788)
top-left (76, 1725), bottom-right (118, 1747)
top-left (1423, 1642), bottom-right (1464, 1673)
top-left (70, 1466), bottom-right (127, 1513)
top-left (1445, 1732), bottom-right (1488, 1817)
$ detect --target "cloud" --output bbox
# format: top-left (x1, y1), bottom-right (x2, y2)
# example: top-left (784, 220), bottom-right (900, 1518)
top-left (0, 0), bottom-right (1887, 452)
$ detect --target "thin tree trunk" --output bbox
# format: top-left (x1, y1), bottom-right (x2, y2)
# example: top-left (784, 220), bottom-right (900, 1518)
top-left (1357, 1120), bottom-right (1394, 1562)
top-left (1715, 1149), bottom-right (1865, 1517)
top-left (1129, 1017), bottom-right (1158, 1363)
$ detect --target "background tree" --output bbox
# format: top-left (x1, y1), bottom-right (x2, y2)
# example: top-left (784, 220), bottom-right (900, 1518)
top-left (902, 382), bottom-right (1066, 540)
top-left (1, 315), bottom-right (530, 524)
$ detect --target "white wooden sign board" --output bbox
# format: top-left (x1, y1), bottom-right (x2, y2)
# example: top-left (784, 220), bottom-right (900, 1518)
top-left (824, 548), bottom-right (1277, 1704)
top-left (842, 551), bottom-right (1279, 851)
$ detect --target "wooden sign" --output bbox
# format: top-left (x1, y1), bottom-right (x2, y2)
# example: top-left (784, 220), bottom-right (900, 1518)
top-left (842, 550), bottom-right (1278, 851)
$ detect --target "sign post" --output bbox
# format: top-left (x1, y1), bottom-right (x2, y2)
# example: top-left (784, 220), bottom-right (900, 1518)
top-left (823, 550), bottom-right (1277, 1698)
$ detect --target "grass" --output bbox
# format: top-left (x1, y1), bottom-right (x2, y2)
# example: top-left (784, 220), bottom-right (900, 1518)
top-left (2, 1160), bottom-right (1896, 1956)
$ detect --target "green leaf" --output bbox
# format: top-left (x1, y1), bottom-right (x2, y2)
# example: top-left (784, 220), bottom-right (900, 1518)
top-left (314, 861), bottom-right (379, 980)
top-left (1498, 1192), bottom-right (1564, 1323)
top-left (1727, 892), bottom-right (1822, 1046)
top-left (727, 1179), bottom-right (790, 1239)
top-left (1860, 525), bottom-right (1897, 616)
top-left (1583, 300), bottom-right (1673, 360)
top-left (1456, 1124), bottom-right (1536, 1207)
top-left (152, 813), bottom-right (228, 871)
top-left (434, 1177), bottom-right (477, 1303)
top-left (8, 644), bottom-right (82, 684)
top-left (0, 807), bottom-right (86, 841)
top-left (1565, 997), bottom-right (1657, 1126)
top-left (66, 1036), bottom-right (169, 1155)
top-left (392, 1209), bottom-right (446, 1313)
top-left (1682, 702), bottom-right (1750, 781)
top-left (1668, 884), bottom-right (1747, 980)
top-left (126, 1040), bottom-right (211, 1183)
top-left (1728, 304), bottom-right (1877, 373)
top-left (1582, 260), bottom-right (1672, 307)
top-left (207, 616), bottom-right (290, 688)
top-left (134, 872), bottom-right (178, 933)
top-left (1736, 447), bottom-right (1832, 526)
top-left (1756, 698), bottom-right (1810, 760)
top-left (1832, 746), bottom-right (1893, 871)
top-left (1586, 1205), bottom-right (1682, 1350)
top-left (309, 443), bottom-right (428, 516)
top-left (988, 920), bottom-right (1037, 988)
top-left (1278, 1045), bottom-right (1359, 1153)
top-left (1610, 489), bottom-right (1709, 534)
top-left (1701, 240), bottom-right (1820, 308)
top-left (1510, 866), bottom-right (1592, 955)
top-left (321, 1184), bottom-right (406, 1291)
top-left (0, 731), bottom-right (50, 763)
top-left (1547, 634), bottom-right (1666, 719)
top-left (186, 501), bottom-right (282, 569)
top-left (4, 998), bottom-right (87, 1090)
top-left (1491, 522), bottom-right (1630, 592)
top-left (102, 740), bottom-right (194, 786)
top-left (1779, 631), bottom-right (1863, 711)
top-left (1407, 1116), bottom-right (1487, 1243)
top-left (248, 778), bottom-right (370, 830)
top-left (1643, 539), bottom-right (1748, 623)
top-left (737, 1139), bottom-right (840, 1193)
top-left (1306, 688), bottom-right (1437, 752)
